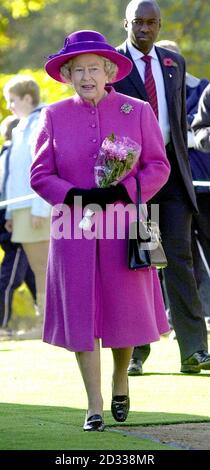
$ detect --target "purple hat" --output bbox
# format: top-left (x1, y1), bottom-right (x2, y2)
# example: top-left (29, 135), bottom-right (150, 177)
top-left (45, 30), bottom-right (133, 83)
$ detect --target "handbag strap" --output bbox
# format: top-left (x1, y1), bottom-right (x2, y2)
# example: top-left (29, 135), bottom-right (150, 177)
top-left (136, 176), bottom-right (161, 245)
top-left (135, 176), bottom-right (151, 240)
top-left (135, 176), bottom-right (142, 223)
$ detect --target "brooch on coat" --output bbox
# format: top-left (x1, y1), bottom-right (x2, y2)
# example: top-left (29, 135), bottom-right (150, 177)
top-left (163, 57), bottom-right (178, 67)
top-left (120, 103), bottom-right (134, 114)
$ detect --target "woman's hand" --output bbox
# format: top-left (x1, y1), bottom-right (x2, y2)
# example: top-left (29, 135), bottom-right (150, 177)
top-left (64, 184), bottom-right (131, 208)
top-left (31, 215), bottom-right (45, 229)
top-left (5, 220), bottom-right (13, 233)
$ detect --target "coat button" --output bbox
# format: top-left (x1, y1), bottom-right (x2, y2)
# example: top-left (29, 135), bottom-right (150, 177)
top-left (93, 154), bottom-right (97, 159)
top-left (91, 110), bottom-right (96, 115)
top-left (91, 123), bottom-right (96, 128)
top-left (92, 138), bottom-right (97, 143)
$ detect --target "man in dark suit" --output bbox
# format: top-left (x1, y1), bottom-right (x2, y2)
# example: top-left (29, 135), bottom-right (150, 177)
top-left (114, 0), bottom-right (210, 373)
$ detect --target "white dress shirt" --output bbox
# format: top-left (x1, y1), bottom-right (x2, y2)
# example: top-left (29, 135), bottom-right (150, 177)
top-left (127, 41), bottom-right (170, 145)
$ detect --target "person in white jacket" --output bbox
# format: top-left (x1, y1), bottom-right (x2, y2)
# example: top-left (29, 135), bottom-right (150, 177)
top-left (3, 75), bottom-right (51, 337)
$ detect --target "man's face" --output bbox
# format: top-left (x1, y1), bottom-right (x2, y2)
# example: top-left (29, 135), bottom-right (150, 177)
top-left (124, 2), bottom-right (161, 54)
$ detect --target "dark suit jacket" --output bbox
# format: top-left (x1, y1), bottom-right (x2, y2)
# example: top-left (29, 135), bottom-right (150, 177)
top-left (114, 41), bottom-right (197, 211)
top-left (187, 79), bottom-right (210, 190)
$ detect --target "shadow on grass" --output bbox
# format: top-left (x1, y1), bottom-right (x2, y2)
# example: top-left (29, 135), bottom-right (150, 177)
top-left (0, 402), bottom-right (209, 450)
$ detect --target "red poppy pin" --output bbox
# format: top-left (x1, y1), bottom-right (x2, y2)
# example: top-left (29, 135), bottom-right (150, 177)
top-left (163, 57), bottom-right (178, 67)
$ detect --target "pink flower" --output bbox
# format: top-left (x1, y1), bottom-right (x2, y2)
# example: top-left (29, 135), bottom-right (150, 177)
top-left (94, 134), bottom-right (141, 188)
top-left (79, 134), bottom-right (141, 230)
top-left (163, 57), bottom-right (178, 67)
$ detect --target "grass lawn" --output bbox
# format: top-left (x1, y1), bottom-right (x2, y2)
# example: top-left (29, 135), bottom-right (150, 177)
top-left (0, 336), bottom-right (209, 450)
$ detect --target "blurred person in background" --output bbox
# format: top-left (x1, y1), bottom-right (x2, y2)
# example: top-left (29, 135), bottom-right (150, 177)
top-left (157, 40), bottom-right (210, 333)
top-left (3, 76), bottom-right (51, 339)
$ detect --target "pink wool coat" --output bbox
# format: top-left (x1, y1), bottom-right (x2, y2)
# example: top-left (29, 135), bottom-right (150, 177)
top-left (31, 87), bottom-right (170, 352)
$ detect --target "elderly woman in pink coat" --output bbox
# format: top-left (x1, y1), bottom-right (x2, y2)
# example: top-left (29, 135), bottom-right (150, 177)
top-left (31, 30), bottom-right (170, 432)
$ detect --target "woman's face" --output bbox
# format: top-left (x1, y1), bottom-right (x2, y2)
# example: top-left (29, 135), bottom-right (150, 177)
top-left (70, 54), bottom-right (109, 105)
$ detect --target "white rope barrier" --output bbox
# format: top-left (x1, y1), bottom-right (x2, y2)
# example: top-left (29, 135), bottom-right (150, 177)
top-left (0, 193), bottom-right (37, 208)
top-left (0, 181), bottom-right (209, 209)
top-left (196, 236), bottom-right (210, 279)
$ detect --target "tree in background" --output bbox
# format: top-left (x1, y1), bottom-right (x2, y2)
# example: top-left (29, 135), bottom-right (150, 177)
top-left (0, 0), bottom-right (56, 54)
top-left (1, 0), bottom-right (210, 76)
top-left (1, 1), bottom-right (210, 66)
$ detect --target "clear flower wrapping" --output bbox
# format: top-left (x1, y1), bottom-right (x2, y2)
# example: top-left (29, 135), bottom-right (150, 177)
top-left (79, 133), bottom-right (141, 231)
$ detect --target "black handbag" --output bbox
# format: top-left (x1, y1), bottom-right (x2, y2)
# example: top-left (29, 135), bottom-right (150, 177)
top-left (128, 176), bottom-right (167, 270)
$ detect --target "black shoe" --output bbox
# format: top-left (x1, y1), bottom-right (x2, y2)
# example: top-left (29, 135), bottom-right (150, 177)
top-left (127, 358), bottom-right (143, 376)
top-left (181, 351), bottom-right (210, 374)
top-left (83, 414), bottom-right (105, 432)
top-left (111, 395), bottom-right (130, 422)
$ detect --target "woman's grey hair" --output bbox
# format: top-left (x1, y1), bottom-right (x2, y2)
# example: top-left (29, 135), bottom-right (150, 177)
top-left (60, 56), bottom-right (118, 83)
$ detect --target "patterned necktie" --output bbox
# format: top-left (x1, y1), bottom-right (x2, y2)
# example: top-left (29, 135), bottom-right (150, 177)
top-left (141, 55), bottom-right (159, 119)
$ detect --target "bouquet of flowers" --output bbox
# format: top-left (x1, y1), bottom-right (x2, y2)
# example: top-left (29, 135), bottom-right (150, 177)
top-left (79, 133), bottom-right (141, 230)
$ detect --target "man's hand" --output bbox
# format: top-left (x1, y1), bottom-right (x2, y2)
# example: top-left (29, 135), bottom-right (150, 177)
top-left (31, 216), bottom-right (45, 229)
